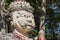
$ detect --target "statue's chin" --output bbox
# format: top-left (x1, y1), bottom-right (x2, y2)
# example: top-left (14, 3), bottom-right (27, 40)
top-left (14, 25), bottom-right (32, 34)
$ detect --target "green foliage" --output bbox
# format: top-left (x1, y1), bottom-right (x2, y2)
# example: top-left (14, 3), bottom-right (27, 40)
top-left (46, 0), bottom-right (60, 40)
top-left (5, 0), bottom-right (13, 9)
top-left (26, 0), bottom-right (41, 10)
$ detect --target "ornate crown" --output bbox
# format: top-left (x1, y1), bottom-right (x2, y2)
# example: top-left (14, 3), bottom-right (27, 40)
top-left (8, 1), bottom-right (34, 13)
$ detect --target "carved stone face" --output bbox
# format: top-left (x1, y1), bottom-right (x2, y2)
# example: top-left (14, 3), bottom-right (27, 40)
top-left (11, 10), bottom-right (35, 33)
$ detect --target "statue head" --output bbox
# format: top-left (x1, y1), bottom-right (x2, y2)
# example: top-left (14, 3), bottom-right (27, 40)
top-left (8, 0), bottom-right (35, 35)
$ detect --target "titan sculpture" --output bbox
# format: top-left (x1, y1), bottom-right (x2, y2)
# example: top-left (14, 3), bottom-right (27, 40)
top-left (8, 0), bottom-right (35, 40)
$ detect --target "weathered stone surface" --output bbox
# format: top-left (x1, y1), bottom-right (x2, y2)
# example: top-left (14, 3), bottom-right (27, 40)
top-left (0, 32), bottom-right (14, 40)
top-left (8, 1), bottom-right (34, 13)
top-left (8, 0), bottom-right (35, 34)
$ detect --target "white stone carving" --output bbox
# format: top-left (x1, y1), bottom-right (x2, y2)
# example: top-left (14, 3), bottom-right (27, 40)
top-left (8, 1), bottom-right (35, 40)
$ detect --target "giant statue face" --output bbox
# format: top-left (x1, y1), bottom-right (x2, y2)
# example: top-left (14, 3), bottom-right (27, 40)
top-left (11, 10), bottom-right (35, 33)
top-left (8, 0), bottom-right (35, 34)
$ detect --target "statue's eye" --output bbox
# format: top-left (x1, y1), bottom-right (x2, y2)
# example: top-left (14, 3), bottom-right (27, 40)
top-left (17, 16), bottom-right (19, 18)
top-left (29, 21), bottom-right (32, 23)
top-left (18, 12), bottom-right (20, 14)
top-left (24, 15), bottom-right (26, 17)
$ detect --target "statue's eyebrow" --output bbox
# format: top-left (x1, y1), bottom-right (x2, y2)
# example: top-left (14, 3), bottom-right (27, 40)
top-left (18, 12), bottom-right (20, 14)
top-left (24, 14), bottom-right (26, 17)
top-left (17, 16), bottom-right (19, 18)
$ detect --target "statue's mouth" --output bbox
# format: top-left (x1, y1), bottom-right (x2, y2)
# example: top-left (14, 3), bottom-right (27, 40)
top-left (17, 19), bottom-right (35, 29)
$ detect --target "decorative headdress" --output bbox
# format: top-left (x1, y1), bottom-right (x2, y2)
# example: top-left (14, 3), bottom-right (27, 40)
top-left (8, 0), bottom-right (34, 13)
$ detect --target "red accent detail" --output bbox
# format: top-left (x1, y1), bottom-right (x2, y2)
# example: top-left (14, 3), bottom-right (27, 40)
top-left (13, 32), bottom-right (25, 40)
top-left (39, 37), bottom-right (45, 40)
